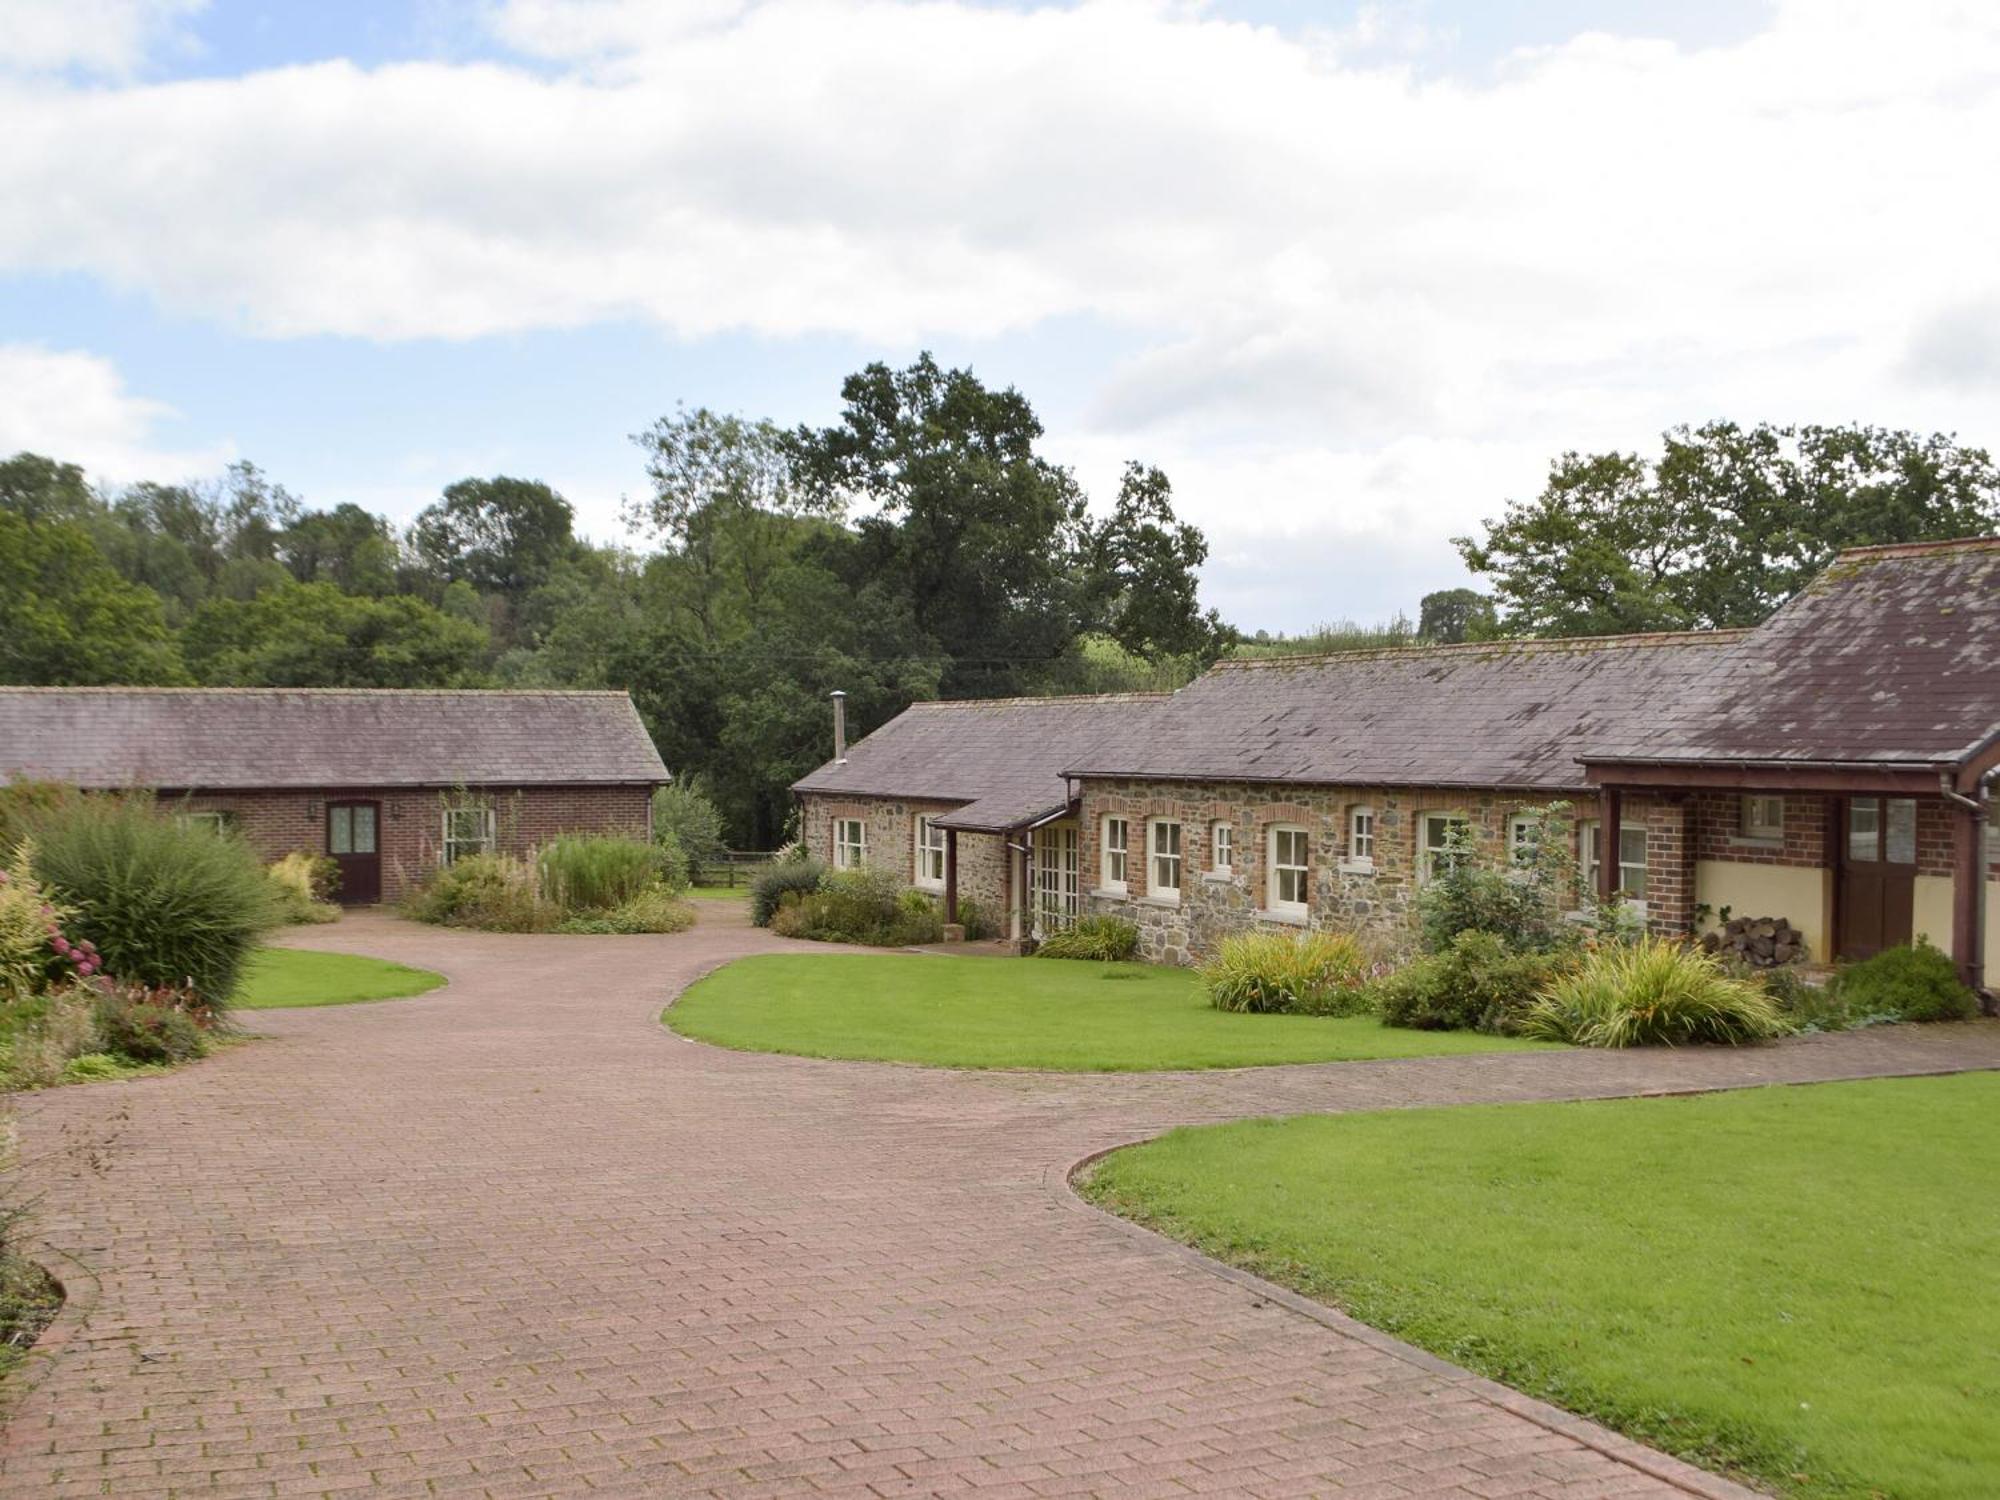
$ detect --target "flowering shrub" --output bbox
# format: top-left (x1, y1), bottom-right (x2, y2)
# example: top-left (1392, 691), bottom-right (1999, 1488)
top-left (0, 843), bottom-right (104, 1001)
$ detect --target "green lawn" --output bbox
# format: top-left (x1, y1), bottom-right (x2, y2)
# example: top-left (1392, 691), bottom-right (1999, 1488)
top-left (688, 883), bottom-right (750, 901)
top-left (666, 953), bottom-right (1555, 1070)
top-left (236, 947), bottom-right (446, 1009)
top-left (1082, 1074), bottom-right (2000, 1499)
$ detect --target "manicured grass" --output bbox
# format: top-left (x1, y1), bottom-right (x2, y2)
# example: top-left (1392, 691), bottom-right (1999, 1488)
top-left (1082, 1074), bottom-right (2000, 1499)
top-left (235, 948), bottom-right (446, 1009)
top-left (667, 953), bottom-right (1555, 1070)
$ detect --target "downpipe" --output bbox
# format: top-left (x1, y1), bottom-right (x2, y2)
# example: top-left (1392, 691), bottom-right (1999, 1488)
top-left (1939, 768), bottom-right (1999, 1014)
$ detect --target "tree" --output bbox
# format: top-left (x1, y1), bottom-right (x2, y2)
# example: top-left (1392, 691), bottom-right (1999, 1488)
top-left (1457, 422), bottom-right (2000, 635)
top-left (279, 502), bottom-right (401, 595)
top-left (0, 452), bottom-right (95, 524)
top-left (183, 582), bottom-right (489, 688)
top-left (410, 477), bottom-right (576, 602)
top-left (0, 511), bottom-right (184, 684)
top-left (1083, 463), bottom-right (1230, 660)
top-left (1418, 588), bottom-right (1497, 644)
top-left (789, 353), bottom-right (1092, 697)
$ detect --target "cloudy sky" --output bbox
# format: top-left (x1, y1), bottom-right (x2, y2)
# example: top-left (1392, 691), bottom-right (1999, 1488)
top-left (3, 0), bottom-right (1998, 632)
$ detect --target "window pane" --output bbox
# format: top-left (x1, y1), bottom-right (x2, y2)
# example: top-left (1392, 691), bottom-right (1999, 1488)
top-left (1849, 799), bottom-right (1880, 863)
top-left (329, 806), bottom-right (352, 855)
top-left (352, 805), bottom-right (377, 854)
top-left (1885, 799), bottom-right (1916, 865)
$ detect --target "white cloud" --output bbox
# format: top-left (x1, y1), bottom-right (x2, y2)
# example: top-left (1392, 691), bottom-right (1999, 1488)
top-left (4, 0), bottom-right (1999, 624)
top-left (0, 344), bottom-right (230, 481)
top-left (0, 0), bottom-right (205, 76)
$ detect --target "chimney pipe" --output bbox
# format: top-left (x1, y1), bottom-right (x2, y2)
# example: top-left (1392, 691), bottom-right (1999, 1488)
top-left (831, 690), bottom-right (848, 764)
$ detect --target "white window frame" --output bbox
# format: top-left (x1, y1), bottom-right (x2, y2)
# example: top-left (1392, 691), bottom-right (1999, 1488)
top-left (1419, 812), bottom-right (1470, 882)
top-left (913, 815), bottom-right (946, 890)
top-left (1100, 816), bottom-right (1129, 895)
top-left (1508, 812), bottom-right (1541, 868)
top-left (1347, 806), bottom-right (1375, 868)
top-left (1209, 820), bottom-right (1233, 876)
top-left (833, 817), bottom-right (868, 870)
top-left (1578, 819), bottom-right (1647, 900)
top-left (1147, 818), bottom-right (1183, 903)
top-left (1267, 824), bottom-right (1310, 917)
top-left (441, 804), bottom-right (496, 865)
top-left (1740, 794), bottom-right (1785, 841)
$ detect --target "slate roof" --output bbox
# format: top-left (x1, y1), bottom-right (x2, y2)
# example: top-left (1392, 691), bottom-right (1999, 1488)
top-left (0, 688), bottom-right (668, 791)
top-left (1579, 538), bottom-right (2000, 771)
top-left (792, 695), bottom-right (1172, 832)
top-left (1061, 633), bottom-right (1749, 792)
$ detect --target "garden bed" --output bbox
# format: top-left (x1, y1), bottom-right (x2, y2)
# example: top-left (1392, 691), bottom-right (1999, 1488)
top-left (1081, 1073), bottom-right (2000, 1499)
top-left (666, 953), bottom-right (1556, 1071)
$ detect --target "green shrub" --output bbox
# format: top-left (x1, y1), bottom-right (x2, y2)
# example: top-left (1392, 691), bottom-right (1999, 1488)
top-left (402, 853), bottom-right (556, 932)
top-left (1035, 915), bottom-right (1140, 962)
top-left (1373, 930), bottom-right (1570, 1034)
top-left (652, 777), bottom-right (727, 884)
top-left (0, 780), bottom-right (74, 860)
top-left (554, 887), bottom-right (697, 935)
top-left (1203, 930), bottom-right (1372, 1015)
top-left (29, 795), bottom-right (279, 1009)
top-left (1831, 940), bottom-right (1978, 1023)
top-left (955, 896), bottom-right (991, 941)
top-left (751, 858), bottom-right (826, 926)
top-left (0, 987), bottom-right (100, 1089)
top-left (1417, 809), bottom-right (1579, 955)
top-left (268, 852), bottom-right (341, 925)
top-left (61, 1052), bottom-right (131, 1083)
top-left (92, 989), bottom-right (210, 1064)
top-left (1523, 938), bottom-right (1791, 1047)
top-left (536, 835), bottom-right (675, 911)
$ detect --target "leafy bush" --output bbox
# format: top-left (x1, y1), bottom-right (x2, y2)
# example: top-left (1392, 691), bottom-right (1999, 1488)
top-left (61, 1052), bottom-right (131, 1083)
top-left (1830, 940), bottom-right (1978, 1023)
top-left (0, 987), bottom-right (100, 1089)
top-left (1417, 810), bottom-right (1578, 955)
top-left (1035, 915), bottom-right (1140, 962)
top-left (92, 989), bottom-right (210, 1064)
top-left (954, 896), bottom-right (991, 941)
top-left (554, 887), bottom-right (697, 935)
top-left (1522, 938), bottom-right (1791, 1047)
top-left (402, 853), bottom-right (556, 932)
top-left (752, 858), bottom-right (826, 926)
top-left (1373, 930), bottom-right (1571, 1034)
top-left (652, 777), bottom-right (727, 884)
top-left (268, 852), bottom-right (341, 925)
top-left (771, 869), bottom-right (944, 947)
top-left (536, 835), bottom-right (676, 911)
top-left (29, 795), bottom-right (278, 1009)
top-left (1203, 931), bottom-right (1372, 1015)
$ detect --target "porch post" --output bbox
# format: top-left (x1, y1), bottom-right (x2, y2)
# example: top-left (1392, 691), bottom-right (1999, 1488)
top-left (1950, 800), bottom-right (1989, 1003)
top-left (1598, 788), bottom-right (1622, 902)
top-left (1012, 839), bottom-right (1026, 946)
top-left (944, 828), bottom-right (959, 926)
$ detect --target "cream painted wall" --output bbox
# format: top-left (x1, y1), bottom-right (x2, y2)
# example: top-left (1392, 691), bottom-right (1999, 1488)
top-left (1694, 861), bottom-right (1832, 963)
top-left (1913, 875), bottom-right (2000, 987)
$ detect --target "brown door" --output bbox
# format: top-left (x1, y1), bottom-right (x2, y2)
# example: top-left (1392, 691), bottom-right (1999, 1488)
top-left (1839, 797), bottom-right (1916, 961)
top-left (327, 801), bottom-right (382, 905)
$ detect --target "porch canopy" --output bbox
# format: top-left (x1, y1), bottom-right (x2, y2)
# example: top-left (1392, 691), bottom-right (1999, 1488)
top-left (1579, 538), bottom-right (2000, 992)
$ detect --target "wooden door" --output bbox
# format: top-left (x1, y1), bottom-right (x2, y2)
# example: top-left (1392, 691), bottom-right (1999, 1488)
top-left (1839, 797), bottom-right (1916, 961)
top-left (326, 801), bottom-right (382, 905)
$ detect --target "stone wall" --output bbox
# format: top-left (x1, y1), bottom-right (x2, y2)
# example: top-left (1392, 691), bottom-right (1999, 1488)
top-left (1072, 779), bottom-right (1690, 966)
top-left (795, 793), bottom-right (1014, 931)
top-left (181, 783), bottom-right (654, 902)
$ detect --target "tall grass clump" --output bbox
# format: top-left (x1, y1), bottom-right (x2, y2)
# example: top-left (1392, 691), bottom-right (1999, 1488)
top-left (1523, 938), bottom-right (1791, 1047)
top-left (29, 795), bottom-right (278, 1011)
top-left (1035, 915), bottom-right (1140, 962)
top-left (268, 852), bottom-right (341, 924)
top-left (536, 835), bottom-right (677, 912)
top-left (1203, 930), bottom-right (1372, 1015)
top-left (752, 858), bottom-right (825, 926)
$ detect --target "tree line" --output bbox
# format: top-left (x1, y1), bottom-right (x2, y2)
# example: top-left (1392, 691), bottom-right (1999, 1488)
top-left (6, 347), bottom-right (1995, 844)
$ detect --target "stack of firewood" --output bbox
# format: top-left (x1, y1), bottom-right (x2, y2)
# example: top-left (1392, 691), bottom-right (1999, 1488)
top-left (1700, 915), bottom-right (1806, 968)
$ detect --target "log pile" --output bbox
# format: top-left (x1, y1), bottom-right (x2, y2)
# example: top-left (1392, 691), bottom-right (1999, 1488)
top-left (1700, 915), bottom-right (1806, 968)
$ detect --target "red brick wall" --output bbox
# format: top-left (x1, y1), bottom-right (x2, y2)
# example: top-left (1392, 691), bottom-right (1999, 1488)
top-left (181, 784), bottom-right (653, 902)
top-left (1692, 792), bottom-right (1831, 869)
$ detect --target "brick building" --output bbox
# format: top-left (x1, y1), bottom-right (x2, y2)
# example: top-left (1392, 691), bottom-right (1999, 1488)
top-left (798, 539), bottom-right (2000, 992)
top-left (0, 688), bottom-right (668, 903)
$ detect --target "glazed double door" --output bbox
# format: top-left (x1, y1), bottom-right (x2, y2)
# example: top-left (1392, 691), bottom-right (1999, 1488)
top-left (1839, 797), bottom-right (1916, 962)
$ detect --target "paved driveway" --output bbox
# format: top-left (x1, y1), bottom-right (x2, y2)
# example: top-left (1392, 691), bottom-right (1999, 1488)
top-left (6, 908), bottom-right (1998, 1499)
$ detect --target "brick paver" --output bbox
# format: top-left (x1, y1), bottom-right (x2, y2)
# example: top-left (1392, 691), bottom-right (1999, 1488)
top-left (5, 909), bottom-right (1997, 1499)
